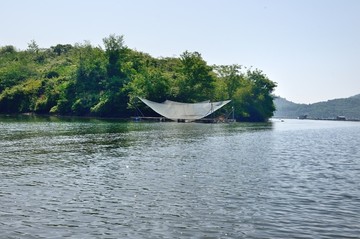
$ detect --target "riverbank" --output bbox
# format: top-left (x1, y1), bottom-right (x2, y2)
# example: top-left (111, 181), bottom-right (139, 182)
top-left (1, 112), bottom-right (240, 123)
top-left (273, 116), bottom-right (360, 122)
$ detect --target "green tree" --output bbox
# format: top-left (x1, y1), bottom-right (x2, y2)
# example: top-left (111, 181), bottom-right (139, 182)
top-left (213, 64), bottom-right (243, 100)
top-left (233, 69), bottom-right (277, 121)
top-left (0, 78), bottom-right (42, 113)
top-left (90, 34), bottom-right (130, 117)
top-left (0, 52), bottom-right (36, 92)
top-left (126, 66), bottom-right (170, 109)
top-left (71, 43), bottom-right (107, 115)
top-left (177, 51), bottom-right (215, 102)
top-left (0, 45), bottom-right (16, 55)
top-left (27, 40), bottom-right (39, 54)
top-left (51, 44), bottom-right (73, 56)
top-left (103, 34), bottom-right (125, 78)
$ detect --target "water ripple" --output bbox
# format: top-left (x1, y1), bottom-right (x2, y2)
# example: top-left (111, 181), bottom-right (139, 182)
top-left (1, 117), bottom-right (360, 238)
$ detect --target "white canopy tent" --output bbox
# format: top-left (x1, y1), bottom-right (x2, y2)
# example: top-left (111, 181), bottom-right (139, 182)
top-left (138, 97), bottom-right (231, 121)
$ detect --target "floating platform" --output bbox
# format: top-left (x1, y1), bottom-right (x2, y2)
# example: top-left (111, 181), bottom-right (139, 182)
top-left (131, 116), bottom-right (167, 122)
top-left (131, 116), bottom-right (236, 123)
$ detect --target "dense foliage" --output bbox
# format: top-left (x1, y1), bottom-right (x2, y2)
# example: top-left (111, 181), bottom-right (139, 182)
top-left (0, 35), bottom-right (277, 121)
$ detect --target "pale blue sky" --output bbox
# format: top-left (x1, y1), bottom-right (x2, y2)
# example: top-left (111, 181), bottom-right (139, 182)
top-left (1, 0), bottom-right (359, 103)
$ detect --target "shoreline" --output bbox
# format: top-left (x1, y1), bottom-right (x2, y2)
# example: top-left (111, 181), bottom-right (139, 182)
top-left (272, 116), bottom-right (360, 122)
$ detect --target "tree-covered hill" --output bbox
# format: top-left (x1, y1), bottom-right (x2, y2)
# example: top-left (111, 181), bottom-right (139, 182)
top-left (274, 94), bottom-right (360, 120)
top-left (0, 35), bottom-right (277, 122)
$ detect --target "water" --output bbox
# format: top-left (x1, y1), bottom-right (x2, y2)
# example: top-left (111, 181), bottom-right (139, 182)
top-left (1, 115), bottom-right (360, 238)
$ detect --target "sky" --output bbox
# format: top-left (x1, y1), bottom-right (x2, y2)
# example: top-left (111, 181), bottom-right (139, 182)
top-left (1, 0), bottom-right (359, 104)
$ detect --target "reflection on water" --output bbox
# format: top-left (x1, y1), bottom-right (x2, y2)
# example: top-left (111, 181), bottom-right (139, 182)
top-left (0, 115), bottom-right (360, 238)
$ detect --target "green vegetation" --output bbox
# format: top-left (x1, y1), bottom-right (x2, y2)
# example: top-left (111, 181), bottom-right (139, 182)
top-left (0, 35), bottom-right (277, 122)
top-left (274, 95), bottom-right (360, 120)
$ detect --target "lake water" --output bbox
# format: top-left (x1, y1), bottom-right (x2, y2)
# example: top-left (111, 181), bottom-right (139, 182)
top-left (1, 115), bottom-right (360, 238)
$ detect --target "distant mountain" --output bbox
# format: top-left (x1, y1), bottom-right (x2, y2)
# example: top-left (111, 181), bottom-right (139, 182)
top-left (350, 94), bottom-right (360, 99)
top-left (274, 94), bottom-right (360, 120)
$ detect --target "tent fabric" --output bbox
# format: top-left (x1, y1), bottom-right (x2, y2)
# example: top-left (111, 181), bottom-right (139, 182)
top-left (139, 97), bottom-right (231, 121)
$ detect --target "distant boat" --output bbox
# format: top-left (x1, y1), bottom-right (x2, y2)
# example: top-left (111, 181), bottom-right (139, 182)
top-left (336, 116), bottom-right (346, 121)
